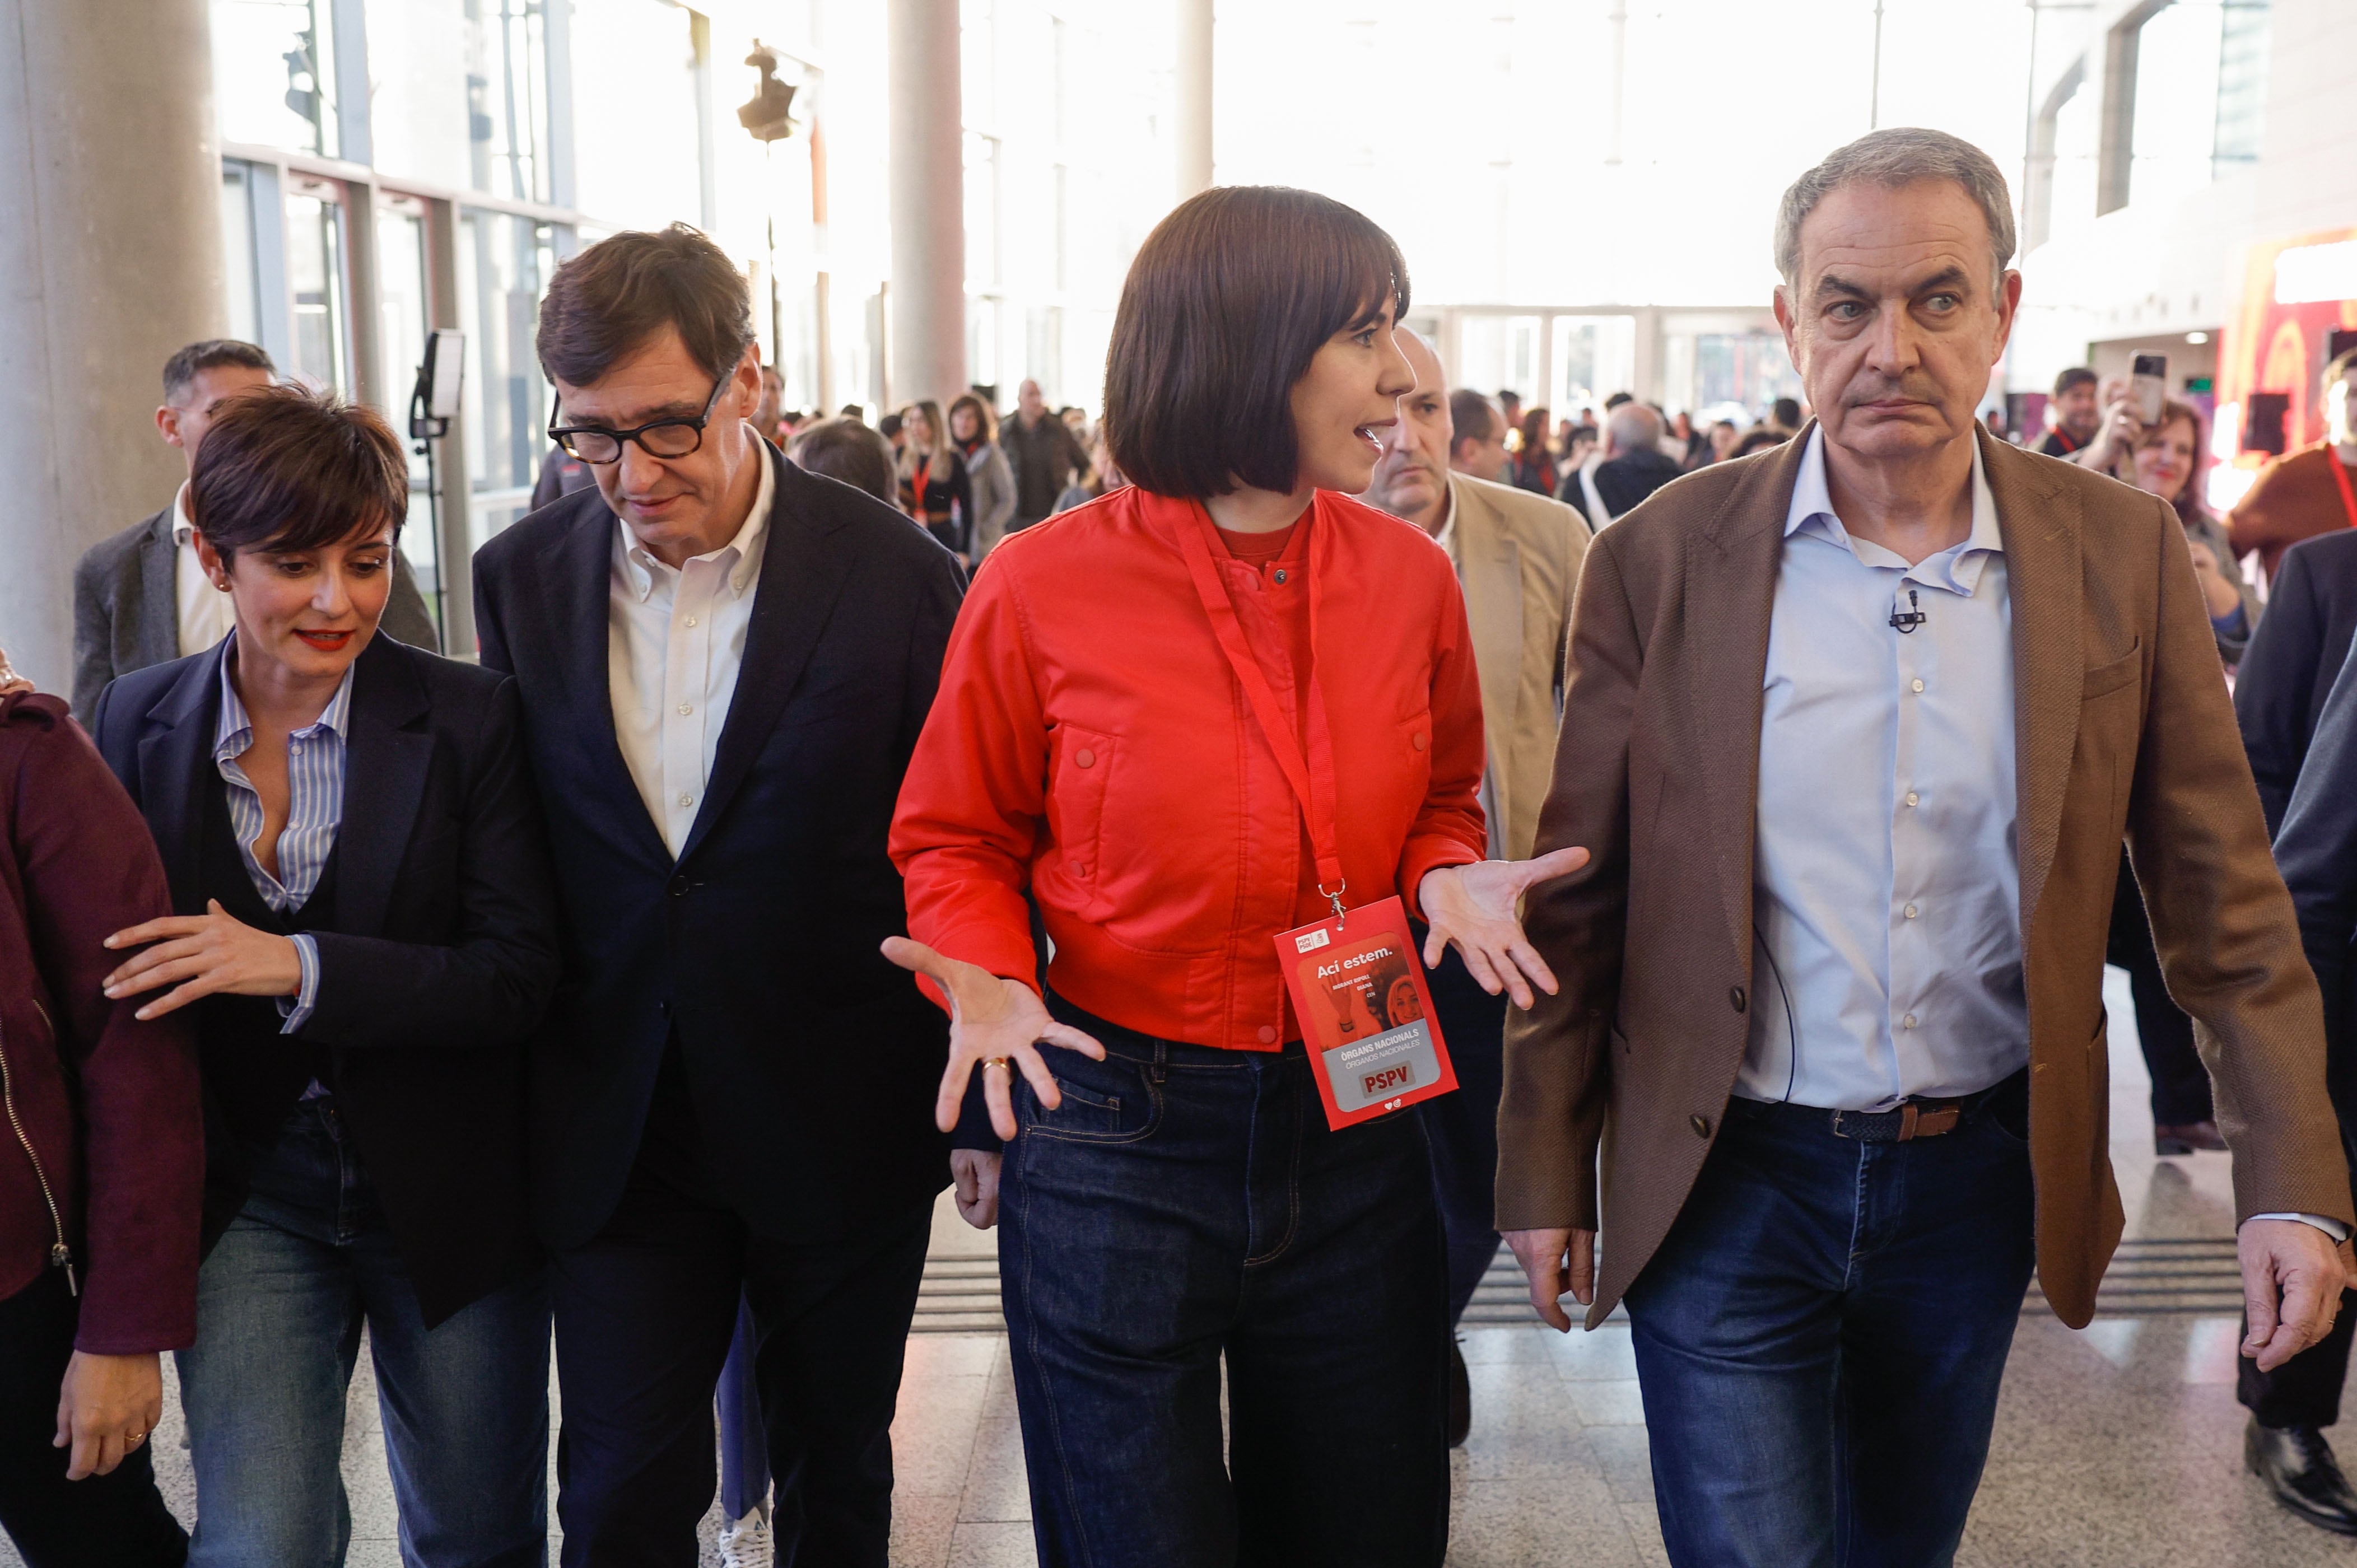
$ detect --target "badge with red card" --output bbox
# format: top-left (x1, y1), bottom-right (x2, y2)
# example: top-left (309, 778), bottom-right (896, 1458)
top-left (1278, 895), bottom-right (1457, 1130)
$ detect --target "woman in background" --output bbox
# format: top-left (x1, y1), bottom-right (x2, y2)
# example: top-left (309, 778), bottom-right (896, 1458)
top-left (897, 399), bottom-right (974, 562)
top-left (1510, 405), bottom-right (1554, 494)
top-left (2090, 394), bottom-right (2257, 1157)
top-left (949, 394), bottom-right (1017, 559)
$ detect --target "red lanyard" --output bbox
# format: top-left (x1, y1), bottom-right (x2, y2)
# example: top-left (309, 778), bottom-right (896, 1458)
top-left (1169, 497), bottom-right (1349, 917)
top-left (2331, 447), bottom-right (2357, 533)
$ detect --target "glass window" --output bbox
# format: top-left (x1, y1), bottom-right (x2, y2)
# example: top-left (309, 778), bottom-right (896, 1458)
top-left (221, 164), bottom-right (262, 346)
top-left (459, 209), bottom-right (558, 549)
top-left (367, 0), bottom-right (474, 188)
top-left (2047, 76), bottom-right (2100, 245)
top-left (570, 0), bottom-right (702, 230)
top-left (2130, 1), bottom-right (2227, 212)
top-left (212, 0), bottom-right (338, 156)
top-left (2214, 1), bottom-right (2272, 174)
top-left (375, 202), bottom-right (444, 639)
top-left (467, 0), bottom-right (552, 203)
top-left (285, 186), bottom-right (350, 393)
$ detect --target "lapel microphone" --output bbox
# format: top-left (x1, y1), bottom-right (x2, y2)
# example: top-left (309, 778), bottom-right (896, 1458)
top-left (1889, 588), bottom-right (1927, 634)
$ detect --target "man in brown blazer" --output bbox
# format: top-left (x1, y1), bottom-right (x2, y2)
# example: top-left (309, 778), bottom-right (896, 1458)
top-left (1497, 127), bottom-right (2355, 1565)
top-left (1364, 329), bottom-right (1590, 1443)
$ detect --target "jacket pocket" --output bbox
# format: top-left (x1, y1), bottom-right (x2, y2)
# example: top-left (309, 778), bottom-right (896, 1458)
top-left (1049, 725), bottom-right (1117, 889)
top-left (2081, 640), bottom-right (2142, 702)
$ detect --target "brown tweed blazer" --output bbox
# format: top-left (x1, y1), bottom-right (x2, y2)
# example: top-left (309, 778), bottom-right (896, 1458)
top-left (1497, 425), bottom-right (2353, 1329)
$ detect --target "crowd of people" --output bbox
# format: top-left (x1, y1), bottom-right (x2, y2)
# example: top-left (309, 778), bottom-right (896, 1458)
top-left (8, 123), bottom-right (2357, 1568)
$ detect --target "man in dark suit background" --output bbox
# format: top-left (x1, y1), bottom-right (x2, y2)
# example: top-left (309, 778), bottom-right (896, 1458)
top-left (71, 340), bottom-right (438, 717)
top-left (2238, 525), bottom-right (2357, 834)
top-left (472, 223), bottom-right (971, 1565)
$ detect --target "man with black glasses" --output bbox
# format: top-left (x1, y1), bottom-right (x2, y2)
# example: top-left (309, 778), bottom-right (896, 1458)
top-left (472, 223), bottom-right (973, 1565)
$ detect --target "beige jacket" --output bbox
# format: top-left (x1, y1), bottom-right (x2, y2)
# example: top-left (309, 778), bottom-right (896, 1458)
top-left (1445, 472), bottom-right (1592, 861)
top-left (1498, 427), bottom-right (2352, 1329)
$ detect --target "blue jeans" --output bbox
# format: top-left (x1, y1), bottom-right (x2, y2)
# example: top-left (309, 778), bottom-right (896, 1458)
top-left (1623, 1079), bottom-right (2035, 1568)
top-left (1000, 996), bottom-right (1450, 1568)
top-left (177, 1099), bottom-right (551, 1568)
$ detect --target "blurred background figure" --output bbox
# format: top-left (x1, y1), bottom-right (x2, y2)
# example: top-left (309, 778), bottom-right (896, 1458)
top-left (1000, 379), bottom-right (1088, 536)
top-left (1447, 389), bottom-right (1510, 483)
top-left (2039, 367), bottom-right (2102, 458)
top-left (2229, 349), bottom-right (2357, 589)
top-left (789, 417), bottom-right (900, 504)
top-left (897, 399), bottom-right (973, 563)
top-left (948, 394), bottom-right (1016, 559)
top-left (1509, 405), bottom-right (1554, 494)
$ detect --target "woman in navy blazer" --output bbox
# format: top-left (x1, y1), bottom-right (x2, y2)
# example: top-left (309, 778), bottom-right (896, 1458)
top-left (88, 386), bottom-right (560, 1568)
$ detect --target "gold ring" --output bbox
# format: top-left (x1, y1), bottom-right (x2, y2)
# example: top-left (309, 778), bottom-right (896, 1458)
top-left (981, 1056), bottom-right (1013, 1074)
top-left (125, 1431), bottom-right (146, 1448)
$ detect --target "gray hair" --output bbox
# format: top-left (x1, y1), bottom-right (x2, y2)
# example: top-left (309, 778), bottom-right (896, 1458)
top-left (1606, 400), bottom-right (1662, 455)
top-left (1774, 128), bottom-right (2016, 288)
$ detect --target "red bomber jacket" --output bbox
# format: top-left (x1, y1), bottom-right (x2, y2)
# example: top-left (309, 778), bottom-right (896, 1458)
top-left (0, 692), bottom-right (201, 1352)
top-left (891, 485), bottom-right (1488, 1051)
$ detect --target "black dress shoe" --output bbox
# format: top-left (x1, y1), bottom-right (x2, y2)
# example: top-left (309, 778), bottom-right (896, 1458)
top-left (1446, 1337), bottom-right (1471, 1449)
top-left (2155, 1120), bottom-right (2229, 1156)
top-left (2247, 1419), bottom-right (2357, 1534)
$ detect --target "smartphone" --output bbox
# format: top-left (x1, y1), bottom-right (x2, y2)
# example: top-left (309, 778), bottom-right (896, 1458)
top-left (2131, 354), bottom-right (2168, 426)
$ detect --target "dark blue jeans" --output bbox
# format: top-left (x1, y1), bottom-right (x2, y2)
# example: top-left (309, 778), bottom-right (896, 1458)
top-left (1000, 997), bottom-right (1450, 1568)
top-left (1623, 1079), bottom-right (2035, 1568)
top-left (177, 1098), bottom-right (550, 1568)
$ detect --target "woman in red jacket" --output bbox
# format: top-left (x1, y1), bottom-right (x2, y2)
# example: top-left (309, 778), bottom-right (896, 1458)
top-left (0, 659), bottom-right (202, 1567)
top-left (888, 187), bottom-right (1583, 1567)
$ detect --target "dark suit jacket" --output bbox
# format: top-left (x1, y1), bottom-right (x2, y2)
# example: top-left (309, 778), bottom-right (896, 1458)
top-left (73, 503), bottom-right (441, 719)
top-left (473, 442), bottom-right (965, 1252)
top-left (2235, 528), bottom-right (2357, 833)
top-left (1498, 426), bottom-right (2351, 1329)
top-left (2270, 644), bottom-right (2357, 1165)
top-left (90, 633), bottom-right (560, 1326)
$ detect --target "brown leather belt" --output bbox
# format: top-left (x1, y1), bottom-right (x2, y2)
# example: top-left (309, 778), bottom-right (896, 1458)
top-left (1828, 1097), bottom-right (1969, 1143)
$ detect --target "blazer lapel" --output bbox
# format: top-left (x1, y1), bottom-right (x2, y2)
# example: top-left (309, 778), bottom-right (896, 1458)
top-left (136, 640), bottom-right (229, 911)
top-left (1982, 429), bottom-right (2082, 934)
top-left (1687, 435), bottom-right (1813, 970)
top-left (333, 638), bottom-right (432, 937)
top-left (1448, 478), bottom-right (1526, 834)
top-left (678, 449), bottom-right (855, 866)
top-left (137, 508), bottom-right (180, 668)
top-left (547, 500), bottom-right (670, 863)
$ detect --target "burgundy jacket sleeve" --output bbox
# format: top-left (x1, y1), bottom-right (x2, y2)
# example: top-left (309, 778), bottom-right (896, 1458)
top-left (6, 693), bottom-right (202, 1352)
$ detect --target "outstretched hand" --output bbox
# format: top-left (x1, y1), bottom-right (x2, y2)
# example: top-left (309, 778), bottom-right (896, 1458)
top-left (882, 937), bottom-right (1105, 1141)
top-left (1417, 846), bottom-right (1591, 1009)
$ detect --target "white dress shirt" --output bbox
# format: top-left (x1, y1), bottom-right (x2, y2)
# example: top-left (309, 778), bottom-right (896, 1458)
top-left (1740, 428), bottom-right (2025, 1110)
top-left (609, 445), bottom-right (774, 857)
top-left (173, 483), bottom-right (239, 657)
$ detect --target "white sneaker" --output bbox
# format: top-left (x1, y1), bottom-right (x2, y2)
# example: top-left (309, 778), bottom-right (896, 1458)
top-left (718, 1506), bottom-right (775, 1568)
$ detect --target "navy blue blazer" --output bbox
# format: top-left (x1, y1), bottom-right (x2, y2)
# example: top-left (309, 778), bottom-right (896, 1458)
top-left (89, 632), bottom-right (561, 1326)
top-left (472, 442), bottom-right (965, 1252)
top-left (2236, 528), bottom-right (2357, 834)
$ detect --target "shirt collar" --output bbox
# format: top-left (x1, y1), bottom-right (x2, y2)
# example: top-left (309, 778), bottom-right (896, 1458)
top-left (172, 482), bottom-right (196, 547)
top-left (213, 645), bottom-right (356, 761)
top-left (618, 432), bottom-right (776, 602)
top-left (1432, 477), bottom-right (1459, 554)
top-left (1783, 425), bottom-right (2002, 593)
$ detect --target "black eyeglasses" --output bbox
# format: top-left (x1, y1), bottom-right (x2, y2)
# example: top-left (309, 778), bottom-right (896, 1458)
top-left (548, 372), bottom-right (729, 464)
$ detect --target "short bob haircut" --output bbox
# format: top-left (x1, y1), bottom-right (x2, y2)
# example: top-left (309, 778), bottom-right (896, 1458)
top-left (190, 385), bottom-right (408, 563)
top-left (1103, 186), bottom-right (1409, 500)
top-left (788, 417), bottom-right (897, 504)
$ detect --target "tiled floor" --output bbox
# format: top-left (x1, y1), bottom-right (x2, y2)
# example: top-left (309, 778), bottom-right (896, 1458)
top-left (14, 968), bottom-right (2357, 1566)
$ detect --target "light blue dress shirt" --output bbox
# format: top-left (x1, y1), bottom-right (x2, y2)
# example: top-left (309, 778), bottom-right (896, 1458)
top-left (1739, 428), bottom-right (2027, 1110)
top-left (212, 651), bottom-right (353, 1034)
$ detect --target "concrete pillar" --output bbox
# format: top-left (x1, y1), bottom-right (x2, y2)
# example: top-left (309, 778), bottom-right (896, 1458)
top-left (887, 0), bottom-right (966, 409)
top-left (0, 0), bottom-right (225, 694)
top-left (1174, 0), bottom-right (1214, 200)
